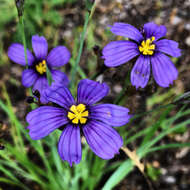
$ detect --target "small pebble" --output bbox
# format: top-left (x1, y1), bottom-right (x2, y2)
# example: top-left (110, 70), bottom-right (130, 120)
top-left (96, 74), bottom-right (103, 83)
top-left (161, 168), bottom-right (167, 175)
top-left (113, 85), bottom-right (122, 93)
top-left (171, 16), bottom-right (182, 25)
top-left (184, 23), bottom-right (190, 30)
top-left (164, 176), bottom-right (176, 184)
top-left (63, 30), bottom-right (72, 38)
top-left (185, 36), bottom-right (190, 46)
top-left (100, 16), bottom-right (109, 25)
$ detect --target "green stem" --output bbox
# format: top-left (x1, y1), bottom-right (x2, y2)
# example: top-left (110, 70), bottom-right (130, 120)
top-left (70, 12), bottom-right (90, 88)
top-left (70, 59), bottom-right (87, 79)
top-left (70, 1), bottom-right (99, 87)
top-left (89, 0), bottom-right (100, 19)
top-left (18, 14), bottom-right (41, 110)
top-left (46, 66), bottom-right (53, 86)
top-left (20, 16), bottom-right (28, 68)
top-left (19, 14), bottom-right (36, 109)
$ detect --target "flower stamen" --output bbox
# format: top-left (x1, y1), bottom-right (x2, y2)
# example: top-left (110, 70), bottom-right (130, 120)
top-left (68, 104), bottom-right (89, 124)
top-left (139, 36), bottom-right (155, 55)
top-left (36, 60), bottom-right (47, 75)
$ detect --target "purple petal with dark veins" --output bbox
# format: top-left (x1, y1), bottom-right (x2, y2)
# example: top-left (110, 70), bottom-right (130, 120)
top-left (155, 39), bottom-right (181, 57)
top-left (32, 35), bottom-right (48, 60)
top-left (90, 104), bottom-right (131, 127)
top-left (47, 46), bottom-right (71, 67)
top-left (45, 84), bottom-right (75, 109)
top-left (51, 69), bottom-right (69, 86)
top-left (151, 52), bottom-right (178, 87)
top-left (8, 43), bottom-right (34, 66)
top-left (22, 69), bottom-right (38, 87)
top-left (26, 106), bottom-right (68, 140)
top-left (102, 41), bottom-right (139, 67)
top-left (143, 22), bottom-right (167, 40)
top-left (110, 22), bottom-right (143, 42)
top-left (130, 55), bottom-right (151, 89)
top-left (83, 120), bottom-right (123, 159)
top-left (77, 79), bottom-right (109, 105)
top-left (58, 124), bottom-right (81, 166)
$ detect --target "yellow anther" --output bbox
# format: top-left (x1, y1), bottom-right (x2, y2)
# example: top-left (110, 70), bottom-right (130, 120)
top-left (67, 104), bottom-right (89, 124)
top-left (139, 36), bottom-right (155, 55)
top-left (35, 60), bottom-right (47, 75)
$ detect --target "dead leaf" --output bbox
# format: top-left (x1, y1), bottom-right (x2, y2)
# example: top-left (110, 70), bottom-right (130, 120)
top-left (121, 146), bottom-right (144, 173)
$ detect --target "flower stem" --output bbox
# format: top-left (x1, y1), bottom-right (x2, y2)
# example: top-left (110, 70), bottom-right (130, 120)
top-left (18, 11), bottom-right (36, 109)
top-left (20, 16), bottom-right (28, 68)
top-left (70, 0), bottom-right (98, 88)
top-left (46, 66), bottom-right (53, 86)
top-left (70, 12), bottom-right (90, 88)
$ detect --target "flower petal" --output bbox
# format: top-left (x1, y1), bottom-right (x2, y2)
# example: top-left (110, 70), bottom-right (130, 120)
top-left (83, 120), bottom-right (123, 159)
top-left (26, 106), bottom-right (68, 140)
top-left (58, 124), bottom-right (81, 166)
top-left (155, 39), bottom-right (181, 57)
top-left (90, 104), bottom-right (131, 127)
top-left (102, 41), bottom-right (139, 67)
top-left (33, 76), bottom-right (49, 103)
top-left (143, 22), bottom-right (167, 40)
top-left (110, 22), bottom-right (143, 42)
top-left (8, 43), bottom-right (35, 66)
top-left (77, 79), bottom-right (109, 105)
top-left (22, 69), bottom-right (38, 87)
top-left (51, 69), bottom-right (69, 86)
top-left (47, 46), bottom-right (71, 67)
top-left (151, 52), bottom-right (178, 87)
top-left (32, 35), bottom-right (48, 60)
top-left (130, 55), bottom-right (151, 89)
top-left (45, 84), bottom-right (75, 109)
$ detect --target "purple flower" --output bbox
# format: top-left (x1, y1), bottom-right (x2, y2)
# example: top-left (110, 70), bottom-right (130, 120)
top-left (102, 22), bottom-right (181, 88)
top-left (8, 35), bottom-right (70, 103)
top-left (26, 79), bottom-right (131, 166)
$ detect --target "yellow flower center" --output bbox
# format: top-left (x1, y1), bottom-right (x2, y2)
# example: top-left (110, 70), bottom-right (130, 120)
top-left (139, 36), bottom-right (155, 55)
top-left (35, 60), bottom-right (47, 75)
top-left (67, 104), bottom-right (89, 124)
